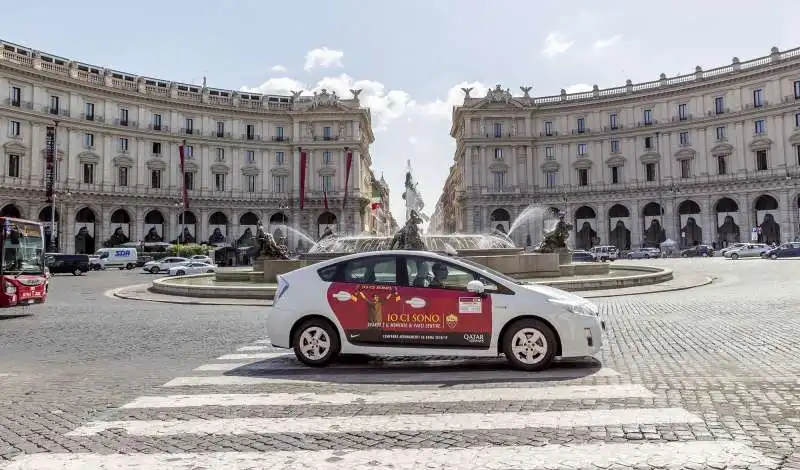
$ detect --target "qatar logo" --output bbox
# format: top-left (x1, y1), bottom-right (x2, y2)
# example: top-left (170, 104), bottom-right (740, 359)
top-left (405, 297), bottom-right (426, 309)
top-left (332, 291), bottom-right (353, 302)
top-left (446, 313), bottom-right (458, 329)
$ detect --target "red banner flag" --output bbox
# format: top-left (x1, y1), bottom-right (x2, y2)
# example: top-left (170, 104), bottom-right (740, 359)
top-left (299, 148), bottom-right (308, 210)
top-left (324, 190), bottom-right (329, 209)
top-left (179, 141), bottom-right (189, 209)
top-left (342, 149), bottom-right (353, 209)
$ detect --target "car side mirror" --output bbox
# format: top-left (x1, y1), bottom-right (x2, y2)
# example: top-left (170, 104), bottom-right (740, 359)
top-left (466, 280), bottom-right (486, 294)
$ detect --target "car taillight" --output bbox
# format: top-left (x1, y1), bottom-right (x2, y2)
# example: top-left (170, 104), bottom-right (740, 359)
top-left (3, 280), bottom-right (16, 295)
top-left (275, 276), bottom-right (289, 302)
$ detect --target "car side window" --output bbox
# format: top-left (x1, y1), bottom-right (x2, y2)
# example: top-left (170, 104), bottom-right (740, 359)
top-left (317, 264), bottom-right (338, 282)
top-left (405, 256), bottom-right (476, 290)
top-left (342, 257), bottom-right (397, 285)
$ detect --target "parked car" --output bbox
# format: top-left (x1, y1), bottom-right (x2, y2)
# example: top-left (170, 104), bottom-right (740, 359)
top-left (763, 242), bottom-right (800, 259)
top-left (680, 245), bottom-right (714, 257)
top-left (719, 243), bottom-right (747, 256)
top-left (44, 254), bottom-right (91, 276)
top-left (625, 248), bottom-right (661, 259)
top-left (189, 255), bottom-right (213, 264)
top-left (266, 250), bottom-right (605, 371)
top-left (136, 255), bottom-right (154, 267)
top-left (571, 250), bottom-right (594, 262)
top-left (168, 262), bottom-right (219, 276)
top-left (589, 246), bottom-right (618, 262)
top-left (724, 243), bottom-right (769, 259)
top-left (141, 257), bottom-right (189, 274)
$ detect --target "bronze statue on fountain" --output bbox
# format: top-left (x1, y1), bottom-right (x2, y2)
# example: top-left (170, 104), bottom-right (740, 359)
top-left (248, 223), bottom-right (290, 260)
top-left (389, 210), bottom-right (426, 251)
top-left (534, 213), bottom-right (573, 253)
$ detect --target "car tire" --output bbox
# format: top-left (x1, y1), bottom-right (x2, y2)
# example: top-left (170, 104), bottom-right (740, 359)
top-left (175, 270), bottom-right (186, 276)
top-left (149, 266), bottom-right (160, 274)
top-left (627, 254), bottom-right (633, 259)
top-left (206, 269), bottom-right (214, 273)
top-left (681, 253), bottom-right (688, 258)
top-left (502, 318), bottom-right (557, 372)
top-left (644, 254), bottom-right (650, 259)
top-left (292, 318), bottom-right (340, 367)
top-left (770, 253), bottom-right (777, 259)
top-left (126, 263), bottom-right (134, 270)
top-left (731, 253), bottom-right (739, 260)
top-left (72, 268), bottom-right (82, 276)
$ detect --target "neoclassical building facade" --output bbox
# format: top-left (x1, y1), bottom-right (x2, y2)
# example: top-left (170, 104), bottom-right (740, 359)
top-left (0, 39), bottom-right (388, 254)
top-left (432, 46), bottom-right (800, 249)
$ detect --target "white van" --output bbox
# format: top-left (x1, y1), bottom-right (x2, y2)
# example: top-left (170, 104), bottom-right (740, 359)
top-left (590, 245), bottom-right (618, 262)
top-left (95, 247), bottom-right (138, 270)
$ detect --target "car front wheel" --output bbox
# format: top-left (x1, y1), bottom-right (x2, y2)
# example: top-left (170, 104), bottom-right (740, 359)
top-left (770, 253), bottom-right (778, 259)
top-left (175, 270), bottom-right (186, 276)
top-left (293, 318), bottom-right (340, 367)
top-left (502, 318), bottom-right (556, 371)
top-left (149, 266), bottom-right (160, 274)
top-left (731, 253), bottom-right (739, 260)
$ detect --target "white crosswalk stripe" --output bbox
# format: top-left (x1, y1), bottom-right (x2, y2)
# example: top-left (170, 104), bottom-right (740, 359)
top-left (1, 338), bottom-right (781, 469)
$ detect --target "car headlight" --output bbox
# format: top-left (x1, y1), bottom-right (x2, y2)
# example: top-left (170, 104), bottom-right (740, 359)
top-left (548, 298), bottom-right (598, 317)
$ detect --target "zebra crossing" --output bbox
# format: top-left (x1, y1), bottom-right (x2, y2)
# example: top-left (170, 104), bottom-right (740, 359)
top-left (1, 338), bottom-right (780, 469)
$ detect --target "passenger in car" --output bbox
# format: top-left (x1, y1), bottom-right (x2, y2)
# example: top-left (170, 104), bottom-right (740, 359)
top-left (429, 263), bottom-right (449, 288)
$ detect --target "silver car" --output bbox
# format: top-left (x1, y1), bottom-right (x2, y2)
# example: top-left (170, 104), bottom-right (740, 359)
top-left (724, 243), bottom-right (769, 259)
top-left (624, 248), bottom-right (661, 259)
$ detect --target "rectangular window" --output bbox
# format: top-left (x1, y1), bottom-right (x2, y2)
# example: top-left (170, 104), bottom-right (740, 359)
top-left (493, 148), bottom-right (503, 159)
top-left (214, 173), bottom-right (226, 191)
top-left (273, 175), bottom-right (287, 192)
top-left (756, 150), bottom-right (768, 171)
top-left (611, 166), bottom-right (619, 184)
top-left (544, 121), bottom-right (553, 136)
top-left (151, 170), bottom-right (161, 188)
top-left (644, 136), bottom-right (653, 150)
top-left (117, 167), bottom-right (128, 186)
top-left (609, 113), bottom-right (618, 129)
top-left (491, 171), bottom-right (505, 189)
top-left (82, 163), bottom-right (94, 184)
top-left (576, 118), bottom-right (585, 132)
top-left (246, 150), bottom-right (255, 163)
top-left (152, 113), bottom-right (162, 130)
top-left (7, 120), bottom-right (20, 137)
top-left (152, 142), bottom-right (161, 155)
top-left (216, 148), bottom-right (225, 162)
top-left (717, 155), bottom-right (727, 175)
top-left (795, 80), bottom-right (800, 99)
top-left (715, 126), bottom-right (726, 141)
top-left (714, 96), bottom-right (724, 114)
top-left (246, 124), bottom-right (255, 140)
top-left (645, 163), bottom-right (656, 182)
top-left (577, 143), bottom-right (587, 155)
top-left (323, 126), bottom-right (332, 139)
top-left (680, 159), bottom-right (691, 179)
top-left (797, 146), bottom-right (800, 166)
top-left (84, 103), bottom-right (95, 120)
top-left (493, 122), bottom-right (502, 137)
top-left (754, 119), bottom-right (765, 135)
top-left (323, 151), bottom-right (332, 164)
top-left (545, 170), bottom-right (557, 187)
top-left (119, 137), bottom-right (128, 152)
top-left (7, 154), bottom-right (20, 178)
top-left (679, 131), bottom-right (689, 146)
top-left (10, 86), bottom-right (20, 106)
top-left (795, 112), bottom-right (800, 128)
top-left (577, 168), bottom-right (588, 186)
top-left (184, 172), bottom-right (194, 190)
top-left (49, 95), bottom-right (59, 114)
top-left (678, 103), bottom-right (688, 120)
top-left (246, 174), bottom-right (257, 193)
top-left (276, 126), bottom-right (284, 139)
top-left (216, 121), bottom-right (225, 137)
top-left (275, 151), bottom-right (285, 165)
top-left (545, 146), bottom-right (554, 159)
top-left (185, 145), bottom-right (194, 158)
top-left (753, 89), bottom-right (763, 107)
top-left (84, 133), bottom-right (94, 148)
top-left (322, 175), bottom-right (334, 192)
top-left (610, 140), bottom-right (620, 153)
top-left (185, 118), bottom-right (194, 134)
top-left (643, 109), bottom-right (652, 124)
top-left (119, 108), bottom-right (128, 125)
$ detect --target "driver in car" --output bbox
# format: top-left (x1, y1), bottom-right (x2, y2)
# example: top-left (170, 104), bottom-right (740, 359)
top-left (429, 262), bottom-right (449, 288)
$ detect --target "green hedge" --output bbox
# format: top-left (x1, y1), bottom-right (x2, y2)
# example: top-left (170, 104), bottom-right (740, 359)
top-left (166, 243), bottom-right (209, 257)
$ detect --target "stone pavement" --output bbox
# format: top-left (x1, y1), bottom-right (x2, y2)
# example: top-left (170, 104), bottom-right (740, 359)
top-left (1, 258), bottom-right (800, 469)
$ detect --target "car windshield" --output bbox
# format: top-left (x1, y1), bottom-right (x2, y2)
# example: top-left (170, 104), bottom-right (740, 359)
top-left (454, 256), bottom-right (527, 285)
top-left (1, 223), bottom-right (45, 276)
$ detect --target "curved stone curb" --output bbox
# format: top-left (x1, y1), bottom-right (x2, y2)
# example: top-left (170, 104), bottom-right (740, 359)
top-left (533, 265), bottom-right (673, 292)
top-left (151, 274), bottom-right (276, 300)
top-left (108, 284), bottom-right (271, 307)
top-left (579, 275), bottom-right (715, 299)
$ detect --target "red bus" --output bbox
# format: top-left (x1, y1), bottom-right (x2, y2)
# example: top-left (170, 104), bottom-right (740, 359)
top-left (0, 217), bottom-right (48, 308)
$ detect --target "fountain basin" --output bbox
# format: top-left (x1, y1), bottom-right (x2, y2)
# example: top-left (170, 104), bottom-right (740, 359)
top-left (153, 264), bottom-right (671, 300)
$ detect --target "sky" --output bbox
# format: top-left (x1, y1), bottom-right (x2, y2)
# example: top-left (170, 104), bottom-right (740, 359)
top-left (2, 0), bottom-right (797, 222)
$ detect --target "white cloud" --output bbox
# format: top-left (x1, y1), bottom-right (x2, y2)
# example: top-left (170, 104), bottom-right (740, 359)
top-left (416, 81), bottom-right (490, 118)
top-left (303, 47), bottom-right (344, 72)
top-left (592, 35), bottom-right (622, 50)
top-left (564, 84), bottom-right (593, 94)
top-left (541, 32), bottom-right (574, 58)
top-left (270, 64), bottom-right (287, 73)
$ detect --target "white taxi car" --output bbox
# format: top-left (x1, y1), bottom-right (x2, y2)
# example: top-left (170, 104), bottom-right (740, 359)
top-left (168, 261), bottom-right (218, 276)
top-left (267, 250), bottom-right (604, 371)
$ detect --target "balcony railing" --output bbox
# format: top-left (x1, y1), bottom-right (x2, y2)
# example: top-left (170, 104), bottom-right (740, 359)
top-left (242, 134), bottom-right (261, 141)
top-left (313, 136), bottom-right (339, 141)
top-left (272, 136), bottom-right (292, 142)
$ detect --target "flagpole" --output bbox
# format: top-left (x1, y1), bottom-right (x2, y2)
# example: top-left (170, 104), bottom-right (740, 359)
top-left (180, 139), bottom-right (187, 243)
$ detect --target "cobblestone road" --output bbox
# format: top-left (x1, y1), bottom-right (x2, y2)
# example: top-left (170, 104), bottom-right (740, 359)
top-left (0, 258), bottom-right (799, 469)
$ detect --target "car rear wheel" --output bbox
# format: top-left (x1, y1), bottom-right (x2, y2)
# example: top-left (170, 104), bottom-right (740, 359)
top-left (206, 269), bottom-right (214, 273)
top-left (627, 254), bottom-right (633, 259)
top-left (644, 254), bottom-right (650, 259)
top-left (681, 253), bottom-right (688, 258)
top-left (125, 263), bottom-right (134, 270)
top-left (149, 266), bottom-right (160, 274)
top-left (731, 253), bottom-right (739, 260)
top-left (72, 268), bottom-right (82, 276)
top-left (293, 318), bottom-right (340, 367)
top-left (175, 270), bottom-right (186, 276)
top-left (770, 253), bottom-right (778, 259)
top-left (502, 318), bottom-right (556, 372)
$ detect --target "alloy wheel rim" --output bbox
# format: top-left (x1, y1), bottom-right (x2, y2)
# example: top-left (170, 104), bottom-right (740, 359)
top-left (299, 326), bottom-right (331, 360)
top-left (510, 328), bottom-right (548, 365)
